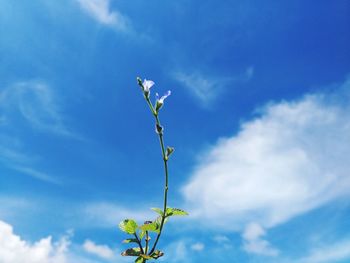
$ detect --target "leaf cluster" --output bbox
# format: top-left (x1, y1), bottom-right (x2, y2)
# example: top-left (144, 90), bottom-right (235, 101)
top-left (119, 207), bottom-right (188, 262)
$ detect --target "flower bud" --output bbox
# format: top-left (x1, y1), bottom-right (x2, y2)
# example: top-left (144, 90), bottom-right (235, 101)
top-left (137, 77), bottom-right (143, 87)
top-left (166, 146), bottom-right (175, 159)
top-left (155, 123), bottom-right (163, 134)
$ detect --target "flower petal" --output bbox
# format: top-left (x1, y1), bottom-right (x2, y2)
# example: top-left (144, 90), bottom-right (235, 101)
top-left (159, 90), bottom-right (171, 103)
top-left (143, 79), bottom-right (155, 92)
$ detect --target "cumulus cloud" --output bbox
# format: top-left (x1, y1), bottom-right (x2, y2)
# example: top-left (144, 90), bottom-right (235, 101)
top-left (182, 78), bottom-right (350, 230)
top-left (76, 0), bottom-right (129, 31)
top-left (242, 223), bottom-right (278, 256)
top-left (0, 220), bottom-right (116, 263)
top-left (0, 220), bottom-right (69, 263)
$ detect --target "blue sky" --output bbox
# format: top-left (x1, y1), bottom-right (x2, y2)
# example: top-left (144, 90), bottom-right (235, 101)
top-left (0, 0), bottom-right (350, 262)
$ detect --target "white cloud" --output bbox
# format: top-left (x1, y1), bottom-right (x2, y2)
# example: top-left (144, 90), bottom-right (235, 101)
top-left (0, 220), bottom-right (118, 263)
top-left (245, 66), bottom-right (254, 80)
top-left (213, 235), bottom-right (230, 243)
top-left (83, 202), bottom-right (153, 227)
top-left (0, 81), bottom-right (79, 183)
top-left (76, 0), bottom-right (129, 31)
top-left (242, 223), bottom-right (278, 256)
top-left (0, 81), bottom-right (73, 136)
top-left (173, 71), bottom-right (227, 107)
top-left (0, 140), bottom-right (60, 184)
top-left (0, 220), bottom-right (69, 263)
top-left (298, 240), bottom-right (350, 263)
top-left (0, 197), bottom-right (32, 221)
top-left (182, 78), bottom-right (350, 230)
top-left (12, 166), bottom-right (61, 184)
top-left (190, 242), bottom-right (204, 251)
top-left (173, 67), bottom-right (253, 107)
top-left (160, 240), bottom-right (188, 262)
top-left (83, 240), bottom-right (115, 260)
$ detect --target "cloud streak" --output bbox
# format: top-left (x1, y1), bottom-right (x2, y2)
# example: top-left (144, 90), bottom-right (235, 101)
top-left (0, 81), bottom-right (74, 136)
top-left (298, 240), bottom-right (350, 263)
top-left (172, 71), bottom-right (228, 107)
top-left (0, 138), bottom-right (60, 184)
top-left (173, 66), bottom-right (254, 108)
top-left (0, 80), bottom-right (80, 184)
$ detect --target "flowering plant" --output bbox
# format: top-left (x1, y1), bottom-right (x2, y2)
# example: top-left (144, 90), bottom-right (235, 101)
top-left (119, 78), bottom-right (188, 263)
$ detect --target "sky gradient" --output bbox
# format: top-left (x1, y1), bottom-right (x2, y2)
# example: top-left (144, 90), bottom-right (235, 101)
top-left (1, 0), bottom-right (350, 262)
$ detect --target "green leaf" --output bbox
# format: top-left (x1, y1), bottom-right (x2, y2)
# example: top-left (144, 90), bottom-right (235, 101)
top-left (121, 247), bottom-right (141, 257)
top-left (135, 256), bottom-right (144, 263)
top-left (141, 254), bottom-right (152, 259)
top-left (119, 219), bottom-right (138, 234)
top-left (139, 230), bottom-right (146, 240)
top-left (122, 238), bottom-right (139, 244)
top-left (139, 222), bottom-right (159, 233)
top-left (151, 207), bottom-right (163, 216)
top-left (166, 208), bottom-right (189, 217)
top-left (154, 216), bottom-right (162, 225)
top-left (150, 250), bottom-right (164, 259)
top-left (155, 215), bottom-right (169, 226)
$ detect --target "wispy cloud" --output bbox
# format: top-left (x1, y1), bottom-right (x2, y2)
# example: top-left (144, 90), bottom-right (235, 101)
top-left (182, 77), bottom-right (350, 231)
top-left (11, 166), bottom-right (61, 184)
top-left (83, 202), bottom-right (153, 227)
top-left (0, 197), bottom-right (33, 221)
top-left (298, 240), bottom-right (350, 263)
top-left (76, 0), bottom-right (129, 31)
top-left (0, 137), bottom-right (60, 184)
top-left (213, 235), bottom-right (230, 244)
top-left (161, 240), bottom-right (188, 262)
top-left (242, 223), bottom-right (279, 256)
top-left (172, 66), bottom-right (254, 108)
top-left (172, 71), bottom-right (228, 107)
top-left (83, 240), bottom-right (115, 260)
top-left (0, 80), bottom-right (74, 137)
top-left (190, 242), bottom-right (205, 252)
top-left (0, 80), bottom-right (80, 184)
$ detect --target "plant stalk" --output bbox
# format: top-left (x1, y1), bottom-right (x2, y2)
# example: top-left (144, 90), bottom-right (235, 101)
top-left (145, 97), bottom-right (169, 255)
top-left (134, 233), bottom-right (144, 254)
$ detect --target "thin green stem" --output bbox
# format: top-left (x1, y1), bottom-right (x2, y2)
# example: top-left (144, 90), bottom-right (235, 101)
top-left (145, 231), bottom-right (149, 255)
top-left (145, 95), bottom-right (156, 116)
top-left (149, 130), bottom-right (168, 254)
top-left (134, 233), bottom-right (144, 255)
top-left (144, 97), bottom-right (169, 255)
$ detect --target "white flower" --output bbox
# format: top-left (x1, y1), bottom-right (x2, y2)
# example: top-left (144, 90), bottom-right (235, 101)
top-left (142, 79), bottom-right (155, 93)
top-left (155, 90), bottom-right (171, 111)
top-left (156, 90), bottom-right (171, 104)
